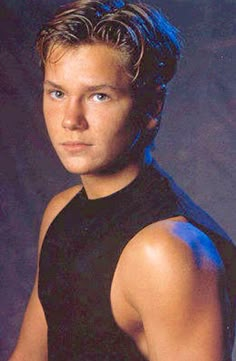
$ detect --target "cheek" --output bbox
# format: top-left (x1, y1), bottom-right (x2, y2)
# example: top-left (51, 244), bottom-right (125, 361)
top-left (42, 95), bottom-right (50, 118)
top-left (43, 101), bottom-right (61, 137)
top-left (43, 111), bottom-right (54, 134)
top-left (43, 114), bottom-right (60, 145)
top-left (96, 119), bottom-right (138, 154)
top-left (97, 104), bottom-right (136, 140)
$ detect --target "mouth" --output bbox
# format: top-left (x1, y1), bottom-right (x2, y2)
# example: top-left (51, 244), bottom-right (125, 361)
top-left (61, 141), bottom-right (91, 152)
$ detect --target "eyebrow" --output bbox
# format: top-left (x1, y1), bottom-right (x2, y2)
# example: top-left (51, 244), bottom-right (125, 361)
top-left (43, 80), bottom-right (124, 92)
top-left (44, 80), bottom-right (64, 90)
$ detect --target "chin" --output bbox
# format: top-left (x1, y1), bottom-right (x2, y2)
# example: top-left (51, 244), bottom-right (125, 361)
top-left (59, 157), bottom-right (103, 175)
top-left (57, 150), bottom-right (135, 176)
top-left (56, 156), bottom-right (86, 174)
top-left (62, 162), bottom-right (92, 175)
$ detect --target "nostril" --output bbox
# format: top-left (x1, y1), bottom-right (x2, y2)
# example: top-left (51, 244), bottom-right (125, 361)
top-left (62, 99), bottom-right (88, 130)
top-left (62, 116), bottom-right (88, 130)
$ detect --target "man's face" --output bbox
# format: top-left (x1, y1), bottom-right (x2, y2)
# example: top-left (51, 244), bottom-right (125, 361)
top-left (43, 43), bottom-right (141, 175)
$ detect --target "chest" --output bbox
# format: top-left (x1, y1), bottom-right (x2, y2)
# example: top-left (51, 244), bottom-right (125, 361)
top-left (38, 205), bottom-right (151, 359)
top-left (37, 186), bottom-right (170, 360)
top-left (39, 197), bottom-right (153, 313)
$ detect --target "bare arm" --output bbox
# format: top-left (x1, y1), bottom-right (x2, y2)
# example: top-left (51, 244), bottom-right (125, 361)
top-left (8, 276), bottom-right (48, 361)
top-left (117, 220), bottom-right (224, 361)
top-left (8, 185), bottom-right (81, 361)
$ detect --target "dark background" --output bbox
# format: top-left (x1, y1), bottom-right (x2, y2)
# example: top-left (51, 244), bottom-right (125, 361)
top-left (0, 0), bottom-right (235, 360)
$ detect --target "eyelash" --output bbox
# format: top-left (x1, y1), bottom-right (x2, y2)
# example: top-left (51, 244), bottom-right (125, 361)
top-left (91, 93), bottom-right (110, 102)
top-left (46, 90), bottom-right (111, 102)
top-left (49, 90), bottom-right (64, 99)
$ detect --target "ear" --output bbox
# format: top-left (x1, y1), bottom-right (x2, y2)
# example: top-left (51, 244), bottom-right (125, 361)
top-left (146, 91), bottom-right (165, 130)
top-left (146, 118), bottom-right (158, 130)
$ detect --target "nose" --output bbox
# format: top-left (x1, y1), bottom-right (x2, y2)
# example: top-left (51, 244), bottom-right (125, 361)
top-left (62, 99), bottom-right (88, 131)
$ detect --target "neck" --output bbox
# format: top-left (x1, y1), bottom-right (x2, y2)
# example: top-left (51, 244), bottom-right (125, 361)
top-left (81, 153), bottom-right (153, 199)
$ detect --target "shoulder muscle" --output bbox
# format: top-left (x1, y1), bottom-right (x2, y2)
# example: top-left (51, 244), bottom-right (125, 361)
top-left (38, 184), bottom-right (82, 254)
top-left (120, 220), bottom-right (223, 304)
top-left (116, 220), bottom-right (224, 360)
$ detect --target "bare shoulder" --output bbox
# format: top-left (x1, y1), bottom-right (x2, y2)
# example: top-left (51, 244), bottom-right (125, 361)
top-left (116, 217), bottom-right (224, 308)
top-left (112, 218), bottom-right (224, 359)
top-left (38, 184), bottom-right (82, 251)
top-left (43, 184), bottom-right (82, 221)
top-left (122, 217), bottom-right (222, 268)
top-left (8, 186), bottom-right (83, 361)
top-left (123, 217), bottom-right (223, 271)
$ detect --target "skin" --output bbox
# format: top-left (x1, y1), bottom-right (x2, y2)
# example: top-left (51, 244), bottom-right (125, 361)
top-left (43, 43), bottom-right (147, 198)
top-left (9, 43), bottom-right (224, 361)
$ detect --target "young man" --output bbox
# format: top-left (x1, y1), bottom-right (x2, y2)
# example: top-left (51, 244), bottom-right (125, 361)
top-left (9, 0), bottom-right (235, 360)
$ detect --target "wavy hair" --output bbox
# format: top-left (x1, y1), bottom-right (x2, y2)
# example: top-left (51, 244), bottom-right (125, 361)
top-left (36, 0), bottom-right (182, 146)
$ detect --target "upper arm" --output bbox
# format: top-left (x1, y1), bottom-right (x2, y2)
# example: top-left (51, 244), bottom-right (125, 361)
top-left (9, 185), bottom-right (82, 361)
top-left (119, 221), bottom-right (224, 361)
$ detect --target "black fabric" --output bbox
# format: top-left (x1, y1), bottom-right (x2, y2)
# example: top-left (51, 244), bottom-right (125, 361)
top-left (38, 160), bottom-right (236, 361)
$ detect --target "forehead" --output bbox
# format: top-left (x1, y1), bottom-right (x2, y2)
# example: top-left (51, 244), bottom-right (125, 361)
top-left (44, 43), bottom-right (132, 87)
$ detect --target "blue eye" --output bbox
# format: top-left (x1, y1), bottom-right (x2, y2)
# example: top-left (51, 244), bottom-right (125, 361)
top-left (92, 93), bottom-right (109, 102)
top-left (50, 90), bottom-right (64, 99)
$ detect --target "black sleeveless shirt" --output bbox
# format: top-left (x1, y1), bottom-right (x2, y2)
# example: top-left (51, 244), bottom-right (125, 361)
top-left (38, 161), bottom-right (236, 360)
